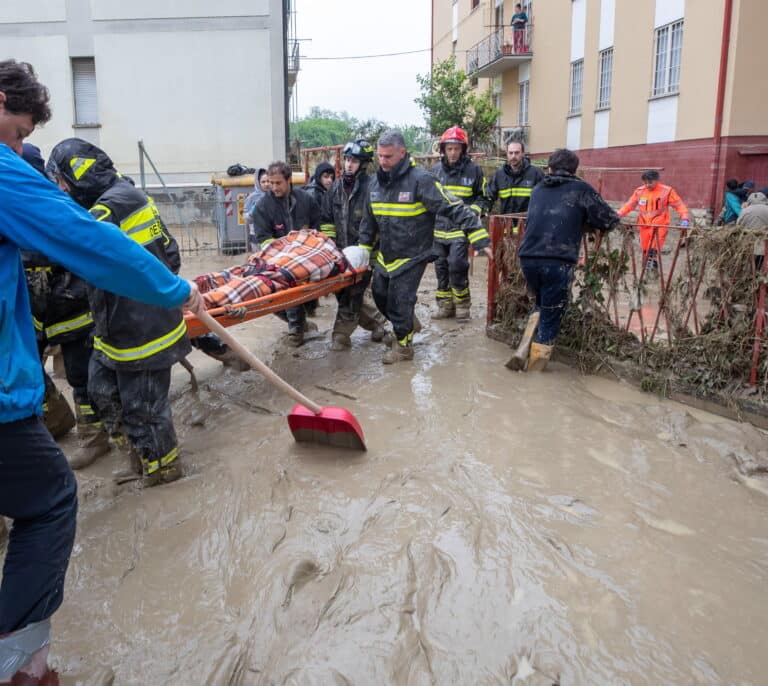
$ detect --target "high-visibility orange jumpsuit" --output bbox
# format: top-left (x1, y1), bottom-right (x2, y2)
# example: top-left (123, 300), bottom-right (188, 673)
top-left (618, 183), bottom-right (690, 253)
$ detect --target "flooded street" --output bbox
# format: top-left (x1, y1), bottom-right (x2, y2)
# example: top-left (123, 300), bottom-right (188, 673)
top-left (46, 257), bottom-right (767, 685)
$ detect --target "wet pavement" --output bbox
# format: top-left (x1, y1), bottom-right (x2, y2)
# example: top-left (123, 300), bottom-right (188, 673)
top-left (33, 256), bottom-right (768, 684)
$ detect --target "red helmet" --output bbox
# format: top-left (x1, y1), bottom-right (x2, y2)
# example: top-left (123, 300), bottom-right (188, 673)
top-left (439, 126), bottom-right (469, 152)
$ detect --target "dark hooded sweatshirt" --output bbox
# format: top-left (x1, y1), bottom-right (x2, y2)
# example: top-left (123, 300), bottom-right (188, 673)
top-left (303, 161), bottom-right (335, 207)
top-left (47, 138), bottom-right (190, 370)
top-left (518, 172), bottom-right (620, 264)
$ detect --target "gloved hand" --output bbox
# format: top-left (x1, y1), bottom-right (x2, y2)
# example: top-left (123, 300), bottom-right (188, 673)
top-left (680, 220), bottom-right (690, 228)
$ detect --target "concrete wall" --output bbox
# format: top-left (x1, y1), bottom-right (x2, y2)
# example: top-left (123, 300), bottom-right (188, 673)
top-left (0, 0), bottom-right (286, 183)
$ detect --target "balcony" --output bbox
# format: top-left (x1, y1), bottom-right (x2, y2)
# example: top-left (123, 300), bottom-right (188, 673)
top-left (466, 25), bottom-right (532, 79)
top-left (287, 39), bottom-right (300, 89)
top-left (476, 125), bottom-right (530, 156)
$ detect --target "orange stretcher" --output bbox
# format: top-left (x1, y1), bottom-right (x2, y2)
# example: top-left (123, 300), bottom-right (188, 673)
top-left (184, 267), bottom-right (369, 338)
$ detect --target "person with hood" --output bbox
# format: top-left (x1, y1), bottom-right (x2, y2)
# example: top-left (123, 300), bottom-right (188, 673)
top-left (47, 138), bottom-right (193, 487)
top-left (0, 59), bottom-right (202, 684)
top-left (20, 143), bottom-right (107, 466)
top-left (735, 180), bottom-right (755, 203)
top-left (252, 160), bottom-right (321, 346)
top-left (319, 139), bottom-right (389, 350)
top-left (429, 126), bottom-right (490, 320)
top-left (358, 130), bottom-right (490, 364)
top-left (486, 139), bottom-right (544, 221)
top-left (304, 160), bottom-right (335, 207)
top-left (717, 178), bottom-right (746, 225)
top-left (244, 167), bottom-right (268, 250)
top-left (736, 191), bottom-right (768, 271)
top-left (511, 148), bottom-right (619, 372)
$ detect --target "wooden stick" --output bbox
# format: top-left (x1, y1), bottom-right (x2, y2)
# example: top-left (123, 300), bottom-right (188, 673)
top-left (196, 310), bottom-right (323, 414)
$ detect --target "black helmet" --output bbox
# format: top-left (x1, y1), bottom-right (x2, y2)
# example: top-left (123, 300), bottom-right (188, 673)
top-left (342, 139), bottom-right (374, 164)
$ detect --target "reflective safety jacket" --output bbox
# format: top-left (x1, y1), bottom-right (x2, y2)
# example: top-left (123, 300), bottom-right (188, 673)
top-left (47, 139), bottom-right (190, 371)
top-left (429, 155), bottom-right (490, 247)
top-left (358, 154), bottom-right (483, 277)
top-left (319, 172), bottom-right (372, 249)
top-left (251, 187), bottom-right (321, 249)
top-left (618, 183), bottom-right (690, 227)
top-left (486, 158), bottom-right (544, 215)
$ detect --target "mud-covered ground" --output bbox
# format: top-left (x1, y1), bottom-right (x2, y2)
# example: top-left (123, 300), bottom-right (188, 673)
top-left (25, 256), bottom-right (768, 684)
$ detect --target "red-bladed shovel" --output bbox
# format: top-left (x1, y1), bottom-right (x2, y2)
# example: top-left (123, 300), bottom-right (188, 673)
top-left (197, 310), bottom-right (366, 450)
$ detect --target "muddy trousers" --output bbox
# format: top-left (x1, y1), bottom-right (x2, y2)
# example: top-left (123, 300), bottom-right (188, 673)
top-left (87, 358), bottom-right (179, 473)
top-left (0, 417), bottom-right (77, 635)
top-left (59, 337), bottom-right (97, 422)
top-left (333, 270), bottom-right (386, 335)
top-left (433, 240), bottom-right (470, 304)
top-left (372, 261), bottom-right (428, 342)
top-left (274, 305), bottom-right (306, 334)
top-left (520, 258), bottom-right (574, 345)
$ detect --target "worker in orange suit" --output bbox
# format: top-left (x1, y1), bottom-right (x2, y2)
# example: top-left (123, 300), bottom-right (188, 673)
top-left (618, 170), bottom-right (690, 271)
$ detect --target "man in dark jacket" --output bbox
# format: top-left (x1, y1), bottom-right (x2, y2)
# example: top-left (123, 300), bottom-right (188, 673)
top-left (304, 160), bottom-right (335, 207)
top-left (320, 139), bottom-right (389, 350)
top-left (429, 126), bottom-right (490, 320)
top-left (486, 139), bottom-right (544, 216)
top-left (252, 160), bottom-right (321, 346)
top-left (48, 139), bottom-right (192, 486)
top-left (358, 130), bottom-right (490, 364)
top-left (514, 148), bottom-right (619, 371)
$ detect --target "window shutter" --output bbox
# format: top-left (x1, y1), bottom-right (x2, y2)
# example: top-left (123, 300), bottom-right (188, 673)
top-left (72, 58), bottom-right (99, 125)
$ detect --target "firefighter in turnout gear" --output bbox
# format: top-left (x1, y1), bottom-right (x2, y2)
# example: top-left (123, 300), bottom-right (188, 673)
top-left (358, 131), bottom-right (491, 364)
top-left (486, 139), bottom-right (544, 218)
top-left (320, 139), bottom-right (389, 350)
top-left (429, 126), bottom-right (489, 320)
top-left (47, 139), bottom-right (191, 486)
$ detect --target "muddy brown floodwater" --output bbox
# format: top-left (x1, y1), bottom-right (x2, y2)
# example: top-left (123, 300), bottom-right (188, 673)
top-left (31, 256), bottom-right (768, 685)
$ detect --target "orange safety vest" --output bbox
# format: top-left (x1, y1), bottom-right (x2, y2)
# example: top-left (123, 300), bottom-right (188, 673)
top-left (618, 183), bottom-right (690, 227)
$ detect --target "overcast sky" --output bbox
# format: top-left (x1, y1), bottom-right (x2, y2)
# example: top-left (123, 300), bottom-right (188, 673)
top-left (294, 0), bottom-right (432, 127)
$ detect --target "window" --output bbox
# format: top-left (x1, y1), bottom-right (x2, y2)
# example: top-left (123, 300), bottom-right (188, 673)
top-left (519, 80), bottom-right (529, 125)
top-left (71, 58), bottom-right (99, 126)
top-left (569, 59), bottom-right (583, 115)
top-left (652, 20), bottom-right (683, 97)
top-left (470, 76), bottom-right (478, 88)
top-left (597, 47), bottom-right (613, 109)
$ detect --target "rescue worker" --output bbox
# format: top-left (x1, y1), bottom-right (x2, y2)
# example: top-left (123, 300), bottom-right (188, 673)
top-left (514, 148), bottom-right (619, 371)
top-left (358, 130), bottom-right (491, 364)
top-left (429, 126), bottom-right (489, 320)
top-left (0, 57), bottom-right (203, 685)
top-left (252, 160), bottom-right (321, 346)
top-left (617, 170), bottom-right (690, 272)
top-left (20, 143), bottom-right (106, 467)
top-left (47, 138), bottom-right (191, 486)
top-left (319, 139), bottom-right (389, 350)
top-left (304, 160), bottom-right (335, 207)
top-left (486, 139), bottom-right (544, 219)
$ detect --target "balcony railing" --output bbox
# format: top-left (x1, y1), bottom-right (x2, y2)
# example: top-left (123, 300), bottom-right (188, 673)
top-left (475, 125), bottom-right (530, 157)
top-left (466, 25), bottom-right (533, 79)
top-left (287, 39), bottom-right (300, 88)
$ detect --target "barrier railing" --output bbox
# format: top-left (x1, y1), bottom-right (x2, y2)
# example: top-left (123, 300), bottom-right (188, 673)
top-left (487, 214), bottom-right (768, 388)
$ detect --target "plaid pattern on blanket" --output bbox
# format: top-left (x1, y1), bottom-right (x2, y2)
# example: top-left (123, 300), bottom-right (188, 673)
top-left (196, 229), bottom-right (350, 310)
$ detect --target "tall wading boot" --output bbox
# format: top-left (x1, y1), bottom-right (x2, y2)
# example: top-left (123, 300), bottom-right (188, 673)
top-left (505, 311), bottom-right (541, 371)
top-left (432, 300), bottom-right (455, 320)
top-left (527, 342), bottom-right (554, 372)
top-left (382, 315), bottom-right (421, 346)
top-left (454, 299), bottom-right (471, 321)
top-left (42, 383), bottom-right (75, 440)
top-left (330, 316), bottom-right (356, 351)
top-left (68, 421), bottom-right (111, 470)
top-left (382, 338), bottom-right (415, 365)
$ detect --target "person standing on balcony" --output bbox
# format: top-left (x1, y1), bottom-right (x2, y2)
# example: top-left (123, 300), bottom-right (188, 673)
top-left (510, 3), bottom-right (528, 53)
top-left (617, 170), bottom-right (690, 273)
top-left (486, 139), bottom-right (544, 222)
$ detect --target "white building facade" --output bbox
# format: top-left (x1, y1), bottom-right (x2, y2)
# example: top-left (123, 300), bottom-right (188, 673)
top-left (0, 0), bottom-right (295, 184)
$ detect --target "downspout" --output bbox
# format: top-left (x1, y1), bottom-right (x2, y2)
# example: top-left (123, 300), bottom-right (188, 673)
top-left (430, 0), bottom-right (434, 67)
top-left (709, 0), bottom-right (734, 214)
top-left (283, 0), bottom-right (291, 160)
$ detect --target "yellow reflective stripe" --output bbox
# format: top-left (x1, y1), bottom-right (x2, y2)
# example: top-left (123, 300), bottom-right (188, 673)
top-left (434, 230), bottom-right (466, 240)
top-left (91, 204), bottom-right (112, 222)
top-left (435, 181), bottom-right (460, 205)
top-left (376, 254), bottom-right (411, 272)
top-left (468, 228), bottom-right (490, 244)
top-left (70, 157), bottom-right (96, 180)
top-left (93, 319), bottom-right (187, 362)
top-left (120, 202), bottom-right (165, 246)
top-left (45, 312), bottom-right (93, 339)
top-left (371, 202), bottom-right (427, 217)
top-left (397, 332), bottom-right (414, 345)
top-left (498, 187), bottom-right (532, 198)
top-left (359, 244), bottom-right (373, 252)
top-left (443, 185), bottom-right (473, 197)
top-left (32, 316), bottom-right (44, 332)
top-left (78, 404), bottom-right (96, 415)
top-left (452, 287), bottom-right (470, 300)
top-left (42, 402), bottom-right (49, 412)
top-left (435, 289), bottom-right (452, 299)
top-left (26, 266), bottom-right (52, 273)
top-left (470, 204), bottom-right (483, 215)
top-left (260, 238), bottom-right (274, 248)
top-left (320, 223), bottom-right (337, 237)
top-left (160, 447), bottom-right (179, 467)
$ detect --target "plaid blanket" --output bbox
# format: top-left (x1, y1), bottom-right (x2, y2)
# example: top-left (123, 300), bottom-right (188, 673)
top-left (195, 229), bottom-right (350, 310)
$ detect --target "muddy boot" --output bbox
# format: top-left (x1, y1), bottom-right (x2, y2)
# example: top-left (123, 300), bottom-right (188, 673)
top-left (141, 451), bottom-right (183, 488)
top-left (192, 334), bottom-right (249, 371)
top-left (286, 329), bottom-right (304, 347)
top-left (42, 385), bottom-right (75, 440)
top-left (528, 342), bottom-right (554, 372)
top-left (454, 300), bottom-right (471, 321)
top-left (382, 339), bottom-right (414, 364)
top-left (505, 311), bottom-right (541, 371)
top-left (330, 333), bottom-right (352, 351)
top-left (432, 301), bottom-right (455, 320)
top-left (113, 441), bottom-right (143, 485)
top-left (369, 324), bottom-right (388, 342)
top-left (68, 423), bottom-right (111, 470)
top-left (382, 315), bottom-right (420, 346)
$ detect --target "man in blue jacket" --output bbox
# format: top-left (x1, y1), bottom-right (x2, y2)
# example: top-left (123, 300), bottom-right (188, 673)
top-left (0, 59), bottom-right (202, 684)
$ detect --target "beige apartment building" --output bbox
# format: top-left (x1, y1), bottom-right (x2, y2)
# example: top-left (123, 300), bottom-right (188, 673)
top-left (432, 0), bottom-right (768, 211)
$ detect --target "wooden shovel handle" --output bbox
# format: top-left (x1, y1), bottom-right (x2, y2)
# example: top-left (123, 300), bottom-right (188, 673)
top-left (196, 309), bottom-right (322, 414)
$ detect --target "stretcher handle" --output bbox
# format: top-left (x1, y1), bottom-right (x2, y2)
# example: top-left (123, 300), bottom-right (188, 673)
top-left (196, 310), bottom-right (323, 414)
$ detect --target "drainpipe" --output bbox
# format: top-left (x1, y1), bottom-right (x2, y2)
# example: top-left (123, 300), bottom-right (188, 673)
top-left (430, 0), bottom-right (434, 68)
top-left (709, 0), bottom-right (734, 214)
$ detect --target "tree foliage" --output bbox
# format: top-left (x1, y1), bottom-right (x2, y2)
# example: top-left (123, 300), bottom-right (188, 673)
top-left (415, 57), bottom-right (501, 147)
